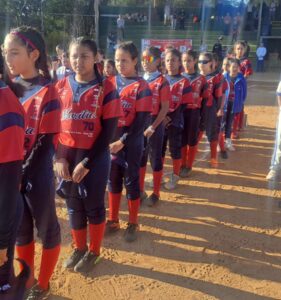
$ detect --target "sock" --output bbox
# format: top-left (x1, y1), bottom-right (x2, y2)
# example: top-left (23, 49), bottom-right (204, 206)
top-left (128, 199), bottom-right (140, 224)
top-left (239, 110), bottom-right (244, 129)
top-left (210, 141), bottom-right (218, 160)
top-left (71, 228), bottom-right (87, 251)
top-left (187, 145), bottom-right (198, 168)
top-left (218, 133), bottom-right (226, 151)
top-left (139, 166), bottom-right (147, 193)
top-left (153, 170), bottom-right (163, 197)
top-left (232, 115), bottom-right (239, 136)
top-left (108, 192), bottom-right (122, 221)
top-left (38, 245), bottom-right (60, 290)
top-left (89, 222), bottom-right (105, 256)
top-left (16, 241), bottom-right (35, 288)
top-left (173, 159), bottom-right (182, 176)
top-left (181, 147), bottom-right (187, 167)
top-left (198, 131), bottom-right (204, 142)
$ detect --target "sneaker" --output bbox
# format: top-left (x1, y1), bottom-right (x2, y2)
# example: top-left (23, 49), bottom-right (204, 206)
top-left (124, 223), bottom-right (139, 242)
top-left (179, 166), bottom-right (192, 178)
top-left (146, 193), bottom-right (160, 207)
top-left (105, 220), bottom-right (120, 235)
top-left (63, 248), bottom-right (87, 269)
top-left (220, 151), bottom-right (228, 159)
top-left (225, 139), bottom-right (235, 151)
top-left (74, 251), bottom-right (101, 273)
top-left (164, 173), bottom-right (179, 190)
top-left (210, 158), bottom-right (219, 168)
top-left (26, 284), bottom-right (50, 300)
top-left (140, 191), bottom-right (148, 203)
top-left (266, 169), bottom-right (277, 181)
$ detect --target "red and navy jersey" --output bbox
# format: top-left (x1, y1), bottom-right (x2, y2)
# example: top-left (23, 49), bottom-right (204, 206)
top-left (56, 74), bottom-right (121, 150)
top-left (239, 57), bottom-right (253, 77)
top-left (165, 74), bottom-right (193, 127)
top-left (144, 72), bottom-right (171, 116)
top-left (114, 75), bottom-right (152, 128)
top-left (222, 76), bottom-right (229, 95)
top-left (182, 72), bottom-right (209, 109)
top-left (17, 76), bottom-right (61, 156)
top-left (0, 81), bottom-right (26, 163)
top-left (205, 72), bottom-right (223, 108)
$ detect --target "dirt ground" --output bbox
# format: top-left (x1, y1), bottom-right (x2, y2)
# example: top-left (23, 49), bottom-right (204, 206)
top-left (34, 73), bottom-right (281, 300)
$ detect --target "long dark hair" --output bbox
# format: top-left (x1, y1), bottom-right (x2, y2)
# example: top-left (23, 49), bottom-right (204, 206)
top-left (0, 48), bottom-right (24, 97)
top-left (9, 26), bottom-right (51, 81)
top-left (69, 37), bottom-right (103, 84)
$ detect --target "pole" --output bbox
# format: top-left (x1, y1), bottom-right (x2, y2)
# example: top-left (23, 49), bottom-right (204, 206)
top-left (41, 0), bottom-right (44, 33)
top-left (148, 0), bottom-right (152, 31)
top-left (257, 0), bottom-right (263, 42)
top-left (94, 0), bottom-right (100, 47)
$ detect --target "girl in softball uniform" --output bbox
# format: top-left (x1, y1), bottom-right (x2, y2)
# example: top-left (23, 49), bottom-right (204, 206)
top-left (181, 49), bottom-right (209, 177)
top-left (162, 48), bottom-right (194, 189)
top-left (139, 46), bottom-right (170, 206)
top-left (107, 42), bottom-right (152, 242)
top-left (4, 26), bottom-right (61, 299)
top-left (0, 49), bottom-right (26, 296)
top-left (55, 37), bottom-right (121, 273)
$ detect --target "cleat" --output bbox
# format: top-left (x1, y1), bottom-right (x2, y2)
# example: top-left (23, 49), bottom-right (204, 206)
top-left (124, 223), bottom-right (139, 242)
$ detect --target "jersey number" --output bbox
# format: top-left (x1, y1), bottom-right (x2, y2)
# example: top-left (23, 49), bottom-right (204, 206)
top-left (83, 122), bottom-right (94, 131)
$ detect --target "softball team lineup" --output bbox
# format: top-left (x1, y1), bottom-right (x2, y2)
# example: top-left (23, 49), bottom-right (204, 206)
top-left (0, 26), bottom-right (252, 299)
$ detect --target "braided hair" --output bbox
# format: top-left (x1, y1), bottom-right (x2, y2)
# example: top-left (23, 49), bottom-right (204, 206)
top-left (69, 37), bottom-right (103, 85)
top-left (9, 26), bottom-right (51, 81)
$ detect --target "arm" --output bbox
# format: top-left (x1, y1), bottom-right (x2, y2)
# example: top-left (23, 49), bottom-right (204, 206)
top-left (22, 134), bottom-right (54, 181)
top-left (119, 111), bottom-right (150, 146)
top-left (81, 117), bottom-right (119, 169)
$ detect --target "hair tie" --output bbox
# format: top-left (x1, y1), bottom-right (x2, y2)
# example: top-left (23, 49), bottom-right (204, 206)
top-left (11, 31), bottom-right (37, 50)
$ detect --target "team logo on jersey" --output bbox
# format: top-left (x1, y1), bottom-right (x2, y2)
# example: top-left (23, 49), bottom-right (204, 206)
top-left (62, 109), bottom-right (96, 120)
top-left (121, 100), bottom-right (133, 110)
top-left (25, 127), bottom-right (35, 135)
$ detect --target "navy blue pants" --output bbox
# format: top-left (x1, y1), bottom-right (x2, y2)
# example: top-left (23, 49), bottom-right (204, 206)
top-left (16, 155), bottom-right (61, 249)
top-left (182, 108), bottom-right (201, 147)
top-left (0, 161), bottom-right (23, 286)
top-left (141, 119), bottom-right (164, 172)
top-left (205, 104), bottom-right (218, 143)
top-left (64, 149), bottom-right (110, 230)
top-left (162, 125), bottom-right (182, 159)
top-left (108, 138), bottom-right (143, 200)
top-left (222, 101), bottom-right (235, 139)
top-left (199, 100), bottom-right (207, 133)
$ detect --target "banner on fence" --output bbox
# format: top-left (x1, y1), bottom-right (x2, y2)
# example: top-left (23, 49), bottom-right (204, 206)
top-left (141, 39), bottom-right (193, 54)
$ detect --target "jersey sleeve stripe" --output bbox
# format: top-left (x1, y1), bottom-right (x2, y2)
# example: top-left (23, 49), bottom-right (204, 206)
top-left (136, 88), bottom-right (152, 100)
top-left (42, 99), bottom-right (61, 115)
top-left (183, 86), bottom-right (192, 94)
top-left (0, 112), bottom-right (25, 132)
top-left (103, 89), bottom-right (120, 105)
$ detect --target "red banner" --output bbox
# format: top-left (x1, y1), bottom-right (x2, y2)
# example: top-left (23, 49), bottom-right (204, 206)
top-left (141, 39), bottom-right (192, 54)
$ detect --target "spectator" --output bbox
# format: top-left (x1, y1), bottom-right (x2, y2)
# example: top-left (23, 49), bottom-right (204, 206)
top-left (164, 2), bottom-right (171, 25)
top-left (171, 12), bottom-right (177, 30)
top-left (232, 18), bottom-right (239, 43)
top-left (117, 15), bottom-right (125, 41)
top-left (256, 42), bottom-right (267, 72)
top-left (212, 36), bottom-right (223, 61)
top-left (266, 81), bottom-right (281, 180)
top-left (270, 1), bottom-right (277, 20)
top-left (179, 9), bottom-right (186, 30)
top-left (223, 13), bottom-right (232, 36)
top-left (56, 51), bottom-right (73, 81)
